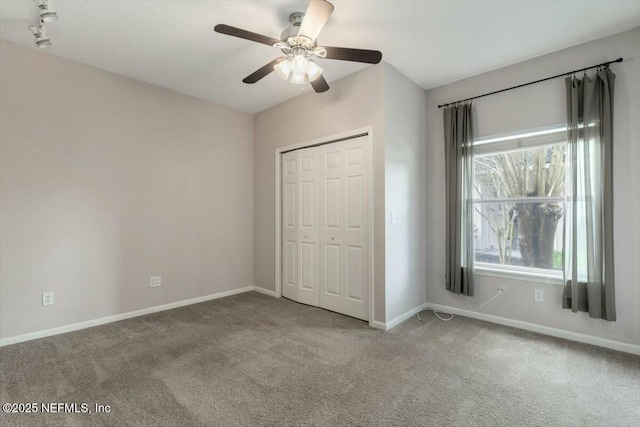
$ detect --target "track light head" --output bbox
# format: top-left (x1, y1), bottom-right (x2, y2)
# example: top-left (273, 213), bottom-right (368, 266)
top-left (37, 0), bottom-right (58, 23)
top-left (28, 0), bottom-right (57, 49)
top-left (29, 24), bottom-right (52, 49)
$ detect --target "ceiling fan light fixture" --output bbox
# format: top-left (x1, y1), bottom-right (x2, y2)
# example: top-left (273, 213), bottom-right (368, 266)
top-left (306, 60), bottom-right (323, 82)
top-left (275, 51), bottom-right (323, 86)
top-left (289, 73), bottom-right (307, 85)
top-left (274, 59), bottom-right (292, 80)
top-left (290, 53), bottom-right (309, 75)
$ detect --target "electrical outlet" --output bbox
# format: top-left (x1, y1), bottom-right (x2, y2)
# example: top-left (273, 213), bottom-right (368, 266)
top-left (42, 292), bottom-right (54, 306)
top-left (534, 289), bottom-right (544, 302)
top-left (498, 284), bottom-right (508, 296)
top-left (150, 276), bottom-right (162, 288)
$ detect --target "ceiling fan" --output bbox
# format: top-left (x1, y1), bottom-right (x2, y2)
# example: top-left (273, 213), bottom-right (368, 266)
top-left (214, 0), bottom-right (382, 93)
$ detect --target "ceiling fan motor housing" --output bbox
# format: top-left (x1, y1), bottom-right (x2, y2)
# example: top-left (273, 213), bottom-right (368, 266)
top-left (280, 12), bottom-right (315, 50)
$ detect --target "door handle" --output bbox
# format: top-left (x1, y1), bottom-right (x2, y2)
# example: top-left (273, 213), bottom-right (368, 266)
top-left (331, 235), bottom-right (335, 240)
top-left (304, 233), bottom-right (309, 238)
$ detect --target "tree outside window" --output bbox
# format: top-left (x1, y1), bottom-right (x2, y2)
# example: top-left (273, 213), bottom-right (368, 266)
top-left (473, 129), bottom-right (566, 273)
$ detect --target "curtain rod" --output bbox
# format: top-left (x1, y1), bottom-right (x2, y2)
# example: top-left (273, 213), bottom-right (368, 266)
top-left (437, 57), bottom-right (623, 109)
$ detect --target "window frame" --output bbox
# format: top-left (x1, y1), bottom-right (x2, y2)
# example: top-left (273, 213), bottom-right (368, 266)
top-left (471, 124), bottom-right (567, 282)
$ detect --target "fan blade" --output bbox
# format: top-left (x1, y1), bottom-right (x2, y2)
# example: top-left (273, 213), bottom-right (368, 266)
top-left (214, 24), bottom-right (280, 47)
top-left (324, 46), bottom-right (382, 64)
top-left (242, 58), bottom-right (281, 84)
top-left (310, 75), bottom-right (330, 93)
top-left (298, 0), bottom-right (334, 42)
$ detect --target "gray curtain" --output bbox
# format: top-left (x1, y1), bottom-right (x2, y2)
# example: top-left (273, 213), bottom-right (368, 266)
top-left (444, 103), bottom-right (474, 296)
top-left (563, 68), bottom-right (616, 320)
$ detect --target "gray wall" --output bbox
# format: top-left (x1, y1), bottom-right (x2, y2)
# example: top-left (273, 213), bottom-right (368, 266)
top-left (0, 41), bottom-right (255, 339)
top-left (424, 28), bottom-right (640, 346)
top-left (253, 65), bottom-right (387, 323)
top-left (384, 65), bottom-right (428, 321)
top-left (253, 63), bottom-right (428, 325)
top-left (4, 26), bottom-right (635, 344)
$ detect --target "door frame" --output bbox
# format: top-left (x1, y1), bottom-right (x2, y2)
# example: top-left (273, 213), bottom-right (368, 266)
top-left (274, 126), bottom-right (375, 326)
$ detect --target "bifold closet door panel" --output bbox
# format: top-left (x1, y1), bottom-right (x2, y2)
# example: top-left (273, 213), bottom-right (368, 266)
top-left (319, 136), bottom-right (370, 321)
top-left (281, 150), bottom-right (299, 302)
top-left (296, 147), bottom-right (320, 307)
top-left (319, 142), bottom-right (343, 315)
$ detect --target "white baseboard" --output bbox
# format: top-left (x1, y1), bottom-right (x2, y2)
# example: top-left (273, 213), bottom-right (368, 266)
top-left (7, 288), bottom-right (632, 356)
top-left (370, 320), bottom-right (387, 330)
top-left (369, 303), bottom-right (429, 331)
top-left (427, 303), bottom-right (640, 356)
top-left (0, 286), bottom-right (257, 347)
top-left (386, 303), bottom-right (430, 330)
top-left (252, 286), bottom-right (278, 297)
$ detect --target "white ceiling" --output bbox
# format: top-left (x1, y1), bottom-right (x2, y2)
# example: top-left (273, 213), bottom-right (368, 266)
top-left (1, 1), bottom-right (639, 113)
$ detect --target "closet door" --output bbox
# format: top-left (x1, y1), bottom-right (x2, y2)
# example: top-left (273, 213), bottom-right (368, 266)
top-left (296, 147), bottom-right (320, 306)
top-left (281, 150), bottom-right (299, 301)
top-left (281, 147), bottom-right (320, 306)
top-left (319, 136), bottom-right (370, 321)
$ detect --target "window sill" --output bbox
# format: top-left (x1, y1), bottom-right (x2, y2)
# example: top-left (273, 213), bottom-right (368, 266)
top-left (474, 266), bottom-right (564, 286)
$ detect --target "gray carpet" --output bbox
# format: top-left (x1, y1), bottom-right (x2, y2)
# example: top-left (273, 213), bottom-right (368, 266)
top-left (1, 292), bottom-right (638, 427)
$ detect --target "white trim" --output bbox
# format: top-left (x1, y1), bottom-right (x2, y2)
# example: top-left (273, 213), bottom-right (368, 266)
top-left (369, 303), bottom-right (429, 331)
top-left (0, 286), bottom-right (256, 347)
top-left (474, 133), bottom-right (565, 155)
top-left (385, 303), bottom-right (430, 330)
top-left (474, 196), bottom-right (564, 204)
top-left (474, 265), bottom-right (564, 285)
top-left (275, 150), bottom-right (282, 298)
top-left (426, 302), bottom-right (640, 355)
top-left (7, 284), bottom-right (633, 356)
top-left (474, 123), bottom-right (566, 155)
top-left (370, 320), bottom-right (387, 330)
top-left (274, 127), bottom-right (376, 326)
top-left (252, 286), bottom-right (278, 297)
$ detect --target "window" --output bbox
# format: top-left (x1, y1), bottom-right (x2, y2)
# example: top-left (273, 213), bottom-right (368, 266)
top-left (472, 126), bottom-right (566, 277)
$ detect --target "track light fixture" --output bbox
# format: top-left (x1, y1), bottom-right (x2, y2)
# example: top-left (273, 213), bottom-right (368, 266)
top-left (29, 24), bottom-right (52, 49)
top-left (28, 0), bottom-right (59, 49)
top-left (37, 0), bottom-right (58, 23)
